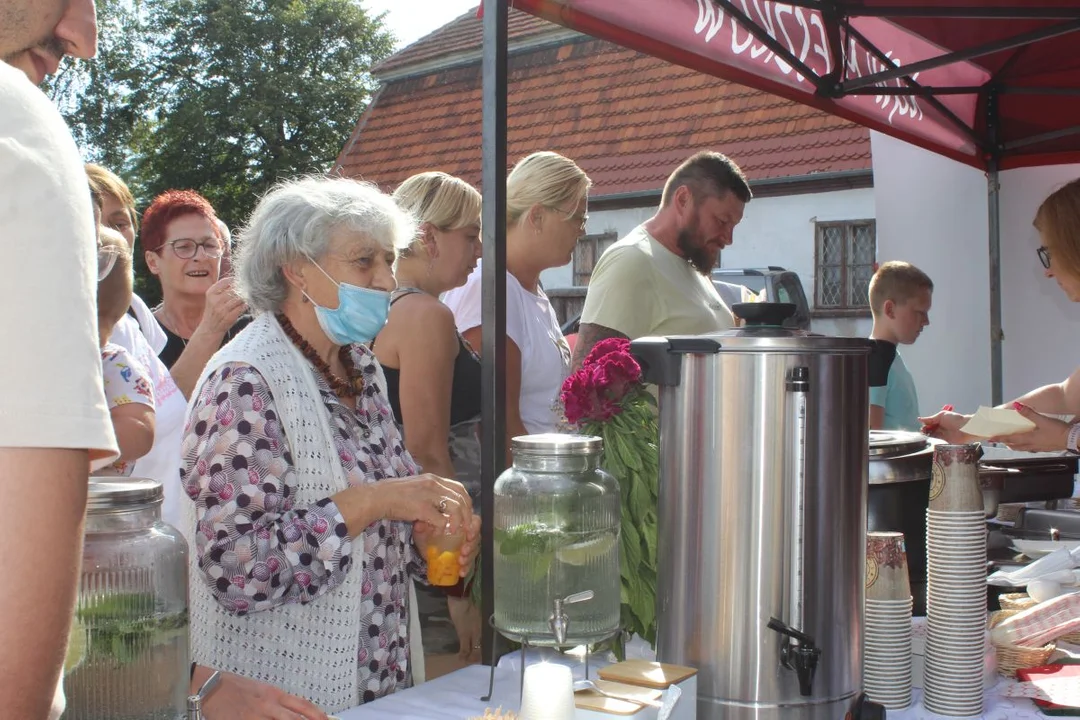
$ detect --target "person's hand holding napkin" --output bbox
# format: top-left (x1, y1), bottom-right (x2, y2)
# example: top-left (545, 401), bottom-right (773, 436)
top-left (984, 403), bottom-right (1070, 452)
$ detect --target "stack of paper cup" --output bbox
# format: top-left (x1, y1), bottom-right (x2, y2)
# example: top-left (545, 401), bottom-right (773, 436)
top-left (519, 662), bottom-right (576, 720)
top-left (864, 531), bottom-right (913, 709)
top-left (923, 443), bottom-right (987, 718)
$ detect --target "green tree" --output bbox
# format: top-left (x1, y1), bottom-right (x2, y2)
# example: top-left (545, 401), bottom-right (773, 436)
top-left (46, 0), bottom-right (149, 173)
top-left (47, 0), bottom-right (392, 304)
top-left (132, 0), bottom-right (393, 229)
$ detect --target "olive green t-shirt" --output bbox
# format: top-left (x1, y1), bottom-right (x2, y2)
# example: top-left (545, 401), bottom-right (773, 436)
top-left (580, 225), bottom-right (735, 339)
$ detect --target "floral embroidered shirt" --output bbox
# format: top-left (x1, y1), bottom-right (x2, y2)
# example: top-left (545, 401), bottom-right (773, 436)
top-left (100, 342), bottom-right (155, 476)
top-left (180, 345), bottom-right (425, 703)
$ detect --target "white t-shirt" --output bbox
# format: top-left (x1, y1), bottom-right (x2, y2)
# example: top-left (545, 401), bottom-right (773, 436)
top-left (443, 262), bottom-right (571, 434)
top-left (110, 293), bottom-right (168, 355)
top-left (0, 60), bottom-right (119, 720)
top-left (108, 317), bottom-right (189, 533)
top-left (580, 225), bottom-right (735, 338)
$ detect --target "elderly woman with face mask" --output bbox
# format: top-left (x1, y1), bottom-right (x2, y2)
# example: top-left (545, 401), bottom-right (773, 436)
top-left (921, 178), bottom-right (1080, 453)
top-left (180, 176), bottom-right (481, 714)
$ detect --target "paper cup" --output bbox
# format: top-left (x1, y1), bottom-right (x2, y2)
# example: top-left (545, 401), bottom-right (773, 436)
top-left (928, 444), bottom-right (983, 512)
top-left (866, 532), bottom-right (912, 601)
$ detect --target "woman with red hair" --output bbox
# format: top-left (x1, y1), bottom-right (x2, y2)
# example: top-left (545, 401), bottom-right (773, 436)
top-left (142, 189), bottom-right (249, 396)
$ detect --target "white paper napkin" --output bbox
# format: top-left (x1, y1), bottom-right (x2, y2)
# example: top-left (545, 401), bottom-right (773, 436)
top-left (988, 547), bottom-right (1080, 586)
top-left (960, 406), bottom-right (1035, 438)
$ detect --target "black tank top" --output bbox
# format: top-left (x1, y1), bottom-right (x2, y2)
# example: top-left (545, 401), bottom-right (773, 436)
top-left (380, 289), bottom-right (482, 427)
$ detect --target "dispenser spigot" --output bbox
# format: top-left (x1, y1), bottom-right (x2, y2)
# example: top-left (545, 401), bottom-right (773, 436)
top-left (767, 617), bottom-right (822, 697)
top-left (187, 669), bottom-right (222, 720)
top-left (549, 590), bottom-right (594, 645)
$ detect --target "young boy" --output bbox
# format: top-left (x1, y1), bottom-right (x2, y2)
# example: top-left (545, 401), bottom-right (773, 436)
top-left (96, 228), bottom-right (156, 475)
top-left (868, 261), bottom-right (934, 431)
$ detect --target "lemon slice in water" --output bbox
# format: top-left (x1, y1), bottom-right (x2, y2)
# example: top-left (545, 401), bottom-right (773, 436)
top-left (555, 534), bottom-right (616, 566)
top-left (64, 619), bottom-right (87, 674)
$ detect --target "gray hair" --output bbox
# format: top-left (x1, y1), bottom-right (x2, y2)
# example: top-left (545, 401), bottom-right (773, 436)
top-left (235, 176), bottom-right (417, 312)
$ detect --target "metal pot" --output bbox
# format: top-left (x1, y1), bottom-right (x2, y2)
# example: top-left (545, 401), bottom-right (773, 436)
top-left (631, 313), bottom-right (873, 720)
top-left (867, 431), bottom-right (933, 616)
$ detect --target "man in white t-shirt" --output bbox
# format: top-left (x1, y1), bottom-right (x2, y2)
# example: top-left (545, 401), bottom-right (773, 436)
top-left (572, 151), bottom-right (752, 369)
top-left (0, 2), bottom-right (119, 717)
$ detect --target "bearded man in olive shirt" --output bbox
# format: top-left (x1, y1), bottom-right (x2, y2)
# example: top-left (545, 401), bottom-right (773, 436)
top-left (571, 151), bottom-right (752, 370)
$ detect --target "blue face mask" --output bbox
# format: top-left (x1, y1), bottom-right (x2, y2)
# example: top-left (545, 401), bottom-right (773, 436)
top-left (302, 257), bottom-right (391, 345)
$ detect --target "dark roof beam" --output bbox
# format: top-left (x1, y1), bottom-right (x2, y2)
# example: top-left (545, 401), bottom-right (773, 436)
top-left (841, 85), bottom-right (982, 95)
top-left (837, 18), bottom-right (984, 149)
top-left (710, 0), bottom-right (826, 92)
top-left (838, 5), bottom-right (1080, 20)
top-left (839, 19), bottom-right (1080, 92)
top-left (1004, 124), bottom-right (1080, 151)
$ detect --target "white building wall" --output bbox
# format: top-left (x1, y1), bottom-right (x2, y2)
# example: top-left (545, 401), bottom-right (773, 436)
top-left (870, 131), bottom-right (991, 418)
top-left (872, 132), bottom-right (1080, 415)
top-left (999, 165), bottom-right (1080, 401)
top-left (540, 187), bottom-right (877, 339)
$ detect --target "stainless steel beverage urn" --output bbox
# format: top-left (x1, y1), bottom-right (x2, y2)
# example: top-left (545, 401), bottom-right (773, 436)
top-left (630, 303), bottom-right (880, 720)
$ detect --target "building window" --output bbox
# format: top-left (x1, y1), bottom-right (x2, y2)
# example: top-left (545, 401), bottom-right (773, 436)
top-left (573, 231), bottom-right (618, 286)
top-left (815, 220), bottom-right (876, 311)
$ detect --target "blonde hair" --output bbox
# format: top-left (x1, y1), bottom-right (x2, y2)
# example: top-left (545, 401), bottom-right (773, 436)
top-left (506, 151), bottom-right (591, 228)
top-left (868, 261), bottom-right (934, 316)
top-left (97, 228), bottom-right (134, 336)
top-left (393, 172), bottom-right (481, 254)
top-left (86, 163), bottom-right (139, 233)
top-left (1034, 178), bottom-right (1080, 280)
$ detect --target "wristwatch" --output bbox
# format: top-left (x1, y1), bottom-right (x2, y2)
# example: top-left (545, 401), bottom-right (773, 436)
top-left (1068, 423), bottom-right (1080, 454)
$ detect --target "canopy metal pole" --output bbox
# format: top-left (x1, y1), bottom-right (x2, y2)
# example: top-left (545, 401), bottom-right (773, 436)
top-left (479, 0), bottom-right (508, 667)
top-left (987, 89), bottom-right (1004, 406)
top-left (988, 161), bottom-right (1004, 406)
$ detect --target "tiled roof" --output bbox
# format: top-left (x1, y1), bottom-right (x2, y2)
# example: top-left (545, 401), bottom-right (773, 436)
top-left (338, 24), bottom-right (871, 197)
top-left (374, 6), bottom-right (552, 75)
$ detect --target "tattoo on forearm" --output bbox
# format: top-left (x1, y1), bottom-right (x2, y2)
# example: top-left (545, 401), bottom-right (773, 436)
top-left (571, 323), bottom-right (629, 371)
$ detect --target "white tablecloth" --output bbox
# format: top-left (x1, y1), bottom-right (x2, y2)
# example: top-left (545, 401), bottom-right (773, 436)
top-left (337, 665), bottom-right (1041, 719)
top-left (336, 665), bottom-right (526, 719)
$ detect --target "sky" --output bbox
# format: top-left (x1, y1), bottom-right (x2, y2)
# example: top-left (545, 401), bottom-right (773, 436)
top-left (364, 0), bottom-right (480, 50)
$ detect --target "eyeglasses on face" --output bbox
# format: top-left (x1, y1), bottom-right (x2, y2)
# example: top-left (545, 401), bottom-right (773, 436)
top-left (545, 204), bottom-right (589, 231)
top-left (1037, 245), bottom-right (1050, 269)
top-left (167, 238), bottom-right (224, 260)
top-left (97, 245), bottom-right (124, 281)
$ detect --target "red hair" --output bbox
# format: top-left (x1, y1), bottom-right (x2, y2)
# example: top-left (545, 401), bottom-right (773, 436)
top-left (140, 189), bottom-right (219, 254)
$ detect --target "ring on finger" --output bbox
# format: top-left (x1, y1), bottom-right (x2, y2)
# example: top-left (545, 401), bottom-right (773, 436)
top-left (438, 497), bottom-right (448, 513)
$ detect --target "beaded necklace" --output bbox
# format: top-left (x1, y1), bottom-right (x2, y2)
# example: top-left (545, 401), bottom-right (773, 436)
top-left (275, 312), bottom-right (363, 399)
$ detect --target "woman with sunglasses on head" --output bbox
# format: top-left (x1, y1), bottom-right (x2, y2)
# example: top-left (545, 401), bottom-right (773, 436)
top-left (141, 190), bottom-right (250, 397)
top-left (443, 152), bottom-right (591, 451)
top-left (921, 178), bottom-right (1080, 454)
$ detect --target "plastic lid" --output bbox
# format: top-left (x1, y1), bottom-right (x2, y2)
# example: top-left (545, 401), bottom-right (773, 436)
top-left (511, 433), bottom-right (603, 456)
top-left (87, 477), bottom-right (163, 511)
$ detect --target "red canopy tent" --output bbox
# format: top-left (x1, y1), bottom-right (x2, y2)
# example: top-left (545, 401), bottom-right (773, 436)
top-left (473, 1), bottom-right (1080, 660)
top-left (484, 0), bottom-right (1080, 407)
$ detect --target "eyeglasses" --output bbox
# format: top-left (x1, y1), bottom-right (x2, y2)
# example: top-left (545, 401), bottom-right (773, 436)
top-left (96, 244), bottom-right (126, 281)
top-left (545, 204), bottom-right (589, 232)
top-left (1037, 245), bottom-right (1051, 269)
top-left (167, 238), bottom-right (224, 260)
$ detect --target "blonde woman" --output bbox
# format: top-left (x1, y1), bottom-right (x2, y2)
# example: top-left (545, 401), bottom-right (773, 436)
top-left (443, 151), bottom-right (591, 445)
top-left (373, 172), bottom-right (484, 667)
top-left (921, 178), bottom-right (1080, 453)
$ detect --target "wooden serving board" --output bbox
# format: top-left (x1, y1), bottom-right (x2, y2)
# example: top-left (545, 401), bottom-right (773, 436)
top-left (597, 660), bottom-right (698, 690)
top-left (574, 679), bottom-right (662, 715)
